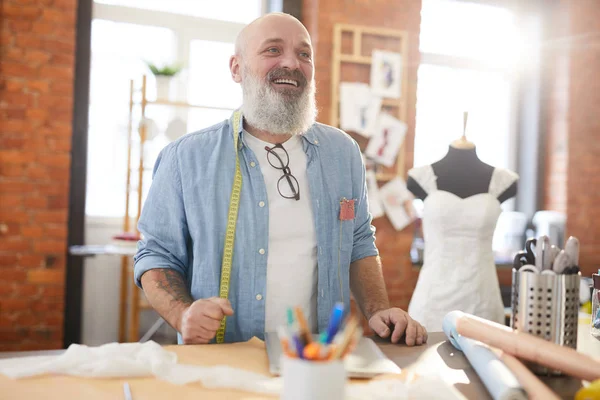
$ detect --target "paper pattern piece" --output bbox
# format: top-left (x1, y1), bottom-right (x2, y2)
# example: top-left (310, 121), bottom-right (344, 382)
top-left (379, 177), bottom-right (413, 231)
top-left (366, 170), bottom-right (384, 219)
top-left (365, 113), bottom-right (407, 168)
top-left (370, 50), bottom-right (402, 99)
top-left (339, 82), bottom-right (382, 138)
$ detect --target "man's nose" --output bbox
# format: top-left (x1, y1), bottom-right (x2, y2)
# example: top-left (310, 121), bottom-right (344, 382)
top-left (279, 52), bottom-right (300, 70)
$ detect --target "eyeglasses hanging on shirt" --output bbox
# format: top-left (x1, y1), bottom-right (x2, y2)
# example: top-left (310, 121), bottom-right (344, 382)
top-left (264, 143), bottom-right (300, 201)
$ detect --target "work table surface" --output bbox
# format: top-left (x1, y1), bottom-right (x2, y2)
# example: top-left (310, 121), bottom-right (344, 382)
top-left (1, 323), bottom-right (599, 399)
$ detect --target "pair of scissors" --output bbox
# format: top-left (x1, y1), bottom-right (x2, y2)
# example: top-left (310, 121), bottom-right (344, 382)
top-left (513, 237), bottom-right (537, 270)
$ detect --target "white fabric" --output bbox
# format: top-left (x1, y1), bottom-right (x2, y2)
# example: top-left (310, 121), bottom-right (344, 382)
top-left (243, 131), bottom-right (318, 333)
top-left (408, 166), bottom-right (518, 332)
top-left (407, 165), bottom-right (437, 194)
top-left (0, 341), bottom-right (462, 399)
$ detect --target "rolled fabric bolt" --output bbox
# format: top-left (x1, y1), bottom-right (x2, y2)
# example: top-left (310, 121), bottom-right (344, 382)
top-left (492, 349), bottom-right (560, 400)
top-left (442, 315), bottom-right (527, 400)
top-left (446, 311), bottom-right (600, 382)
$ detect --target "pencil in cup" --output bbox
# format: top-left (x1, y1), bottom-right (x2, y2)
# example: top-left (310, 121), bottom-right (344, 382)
top-left (278, 311), bottom-right (362, 362)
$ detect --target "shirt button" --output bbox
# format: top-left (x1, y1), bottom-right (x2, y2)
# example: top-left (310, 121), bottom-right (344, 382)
top-left (256, 294), bottom-right (263, 301)
top-left (250, 161), bottom-right (256, 167)
top-left (259, 201), bottom-right (265, 207)
top-left (259, 248), bottom-right (265, 255)
top-left (314, 140), bottom-right (319, 144)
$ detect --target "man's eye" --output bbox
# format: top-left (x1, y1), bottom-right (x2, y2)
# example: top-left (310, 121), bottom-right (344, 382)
top-left (300, 52), bottom-right (311, 58)
top-left (267, 48), bottom-right (279, 53)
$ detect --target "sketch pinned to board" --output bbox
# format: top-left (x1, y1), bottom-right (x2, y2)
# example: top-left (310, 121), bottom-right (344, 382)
top-left (366, 170), bottom-right (385, 219)
top-left (370, 50), bottom-right (402, 99)
top-left (339, 82), bottom-right (382, 138)
top-left (364, 113), bottom-right (407, 168)
top-left (378, 177), bottom-right (414, 231)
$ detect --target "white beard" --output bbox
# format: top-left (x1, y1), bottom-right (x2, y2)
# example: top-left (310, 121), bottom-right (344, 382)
top-left (240, 67), bottom-right (317, 135)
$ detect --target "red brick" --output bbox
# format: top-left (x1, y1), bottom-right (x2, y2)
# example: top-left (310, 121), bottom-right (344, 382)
top-left (2, 108), bottom-right (27, 119)
top-left (26, 107), bottom-right (49, 121)
top-left (8, 20), bottom-right (33, 32)
top-left (33, 239), bottom-right (66, 254)
top-left (43, 39), bottom-right (75, 55)
top-left (15, 284), bottom-right (41, 297)
top-left (0, 254), bottom-right (19, 268)
top-left (34, 211), bottom-right (67, 225)
top-left (3, 4), bottom-right (43, 20)
top-left (41, 285), bottom-right (64, 298)
top-left (0, 91), bottom-right (35, 107)
top-left (3, 79), bottom-right (26, 92)
top-left (39, 66), bottom-right (73, 81)
top-left (27, 269), bottom-right (64, 284)
top-left (0, 164), bottom-right (26, 178)
top-left (38, 153), bottom-right (71, 168)
top-left (48, 193), bottom-right (69, 209)
top-left (21, 225), bottom-right (45, 238)
top-left (19, 255), bottom-right (44, 269)
top-left (24, 50), bottom-right (52, 65)
top-left (37, 182), bottom-right (68, 196)
top-left (25, 166), bottom-right (50, 180)
top-left (0, 237), bottom-right (31, 252)
top-left (51, 53), bottom-right (75, 66)
top-left (0, 150), bottom-right (36, 164)
top-left (50, 81), bottom-right (73, 95)
top-left (3, 120), bottom-right (30, 134)
top-left (42, 313), bottom-right (64, 327)
top-left (0, 298), bottom-right (32, 312)
top-left (0, 330), bottom-right (22, 342)
top-left (47, 137), bottom-right (72, 152)
top-left (0, 282), bottom-right (14, 297)
top-left (1, 269), bottom-right (27, 282)
top-left (0, 209), bottom-right (29, 223)
top-left (14, 34), bottom-right (45, 50)
top-left (42, 8), bottom-right (74, 24)
top-left (3, 47), bottom-right (25, 61)
top-left (0, 193), bottom-right (23, 208)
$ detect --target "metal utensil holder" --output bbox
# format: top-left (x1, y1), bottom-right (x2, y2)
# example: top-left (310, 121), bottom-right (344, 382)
top-left (510, 268), bottom-right (581, 375)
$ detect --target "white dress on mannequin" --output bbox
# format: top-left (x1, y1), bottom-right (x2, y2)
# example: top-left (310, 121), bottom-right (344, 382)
top-left (407, 164), bottom-right (519, 332)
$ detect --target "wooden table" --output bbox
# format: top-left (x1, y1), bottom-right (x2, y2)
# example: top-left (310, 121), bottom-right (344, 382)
top-left (2, 323), bottom-right (599, 399)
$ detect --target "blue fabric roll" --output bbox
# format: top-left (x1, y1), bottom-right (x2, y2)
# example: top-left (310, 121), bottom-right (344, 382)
top-left (442, 311), bottom-right (527, 400)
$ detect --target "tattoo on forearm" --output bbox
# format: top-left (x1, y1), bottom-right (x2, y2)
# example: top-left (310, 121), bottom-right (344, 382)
top-left (155, 269), bottom-right (193, 305)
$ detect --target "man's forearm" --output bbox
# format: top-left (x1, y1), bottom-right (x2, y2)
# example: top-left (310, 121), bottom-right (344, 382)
top-left (140, 269), bottom-right (193, 333)
top-left (349, 255), bottom-right (390, 320)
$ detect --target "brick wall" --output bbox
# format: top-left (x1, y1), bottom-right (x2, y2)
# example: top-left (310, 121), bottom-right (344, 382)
top-left (543, 0), bottom-right (600, 276)
top-left (0, 0), bottom-right (77, 351)
top-left (301, 0), bottom-right (422, 318)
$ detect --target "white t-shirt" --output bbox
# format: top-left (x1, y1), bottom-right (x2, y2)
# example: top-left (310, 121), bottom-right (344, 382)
top-left (242, 130), bottom-right (318, 333)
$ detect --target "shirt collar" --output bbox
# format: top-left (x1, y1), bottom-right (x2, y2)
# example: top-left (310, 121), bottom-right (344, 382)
top-left (229, 110), bottom-right (320, 149)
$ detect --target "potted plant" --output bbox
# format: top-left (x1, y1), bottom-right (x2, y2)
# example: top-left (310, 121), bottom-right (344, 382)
top-left (146, 61), bottom-right (183, 101)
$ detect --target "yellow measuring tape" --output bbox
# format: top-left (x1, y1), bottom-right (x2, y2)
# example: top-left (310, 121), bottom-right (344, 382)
top-left (216, 110), bottom-right (243, 344)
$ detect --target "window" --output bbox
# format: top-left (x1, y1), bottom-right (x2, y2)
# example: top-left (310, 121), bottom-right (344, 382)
top-left (86, 20), bottom-right (176, 217)
top-left (414, 0), bottom-right (519, 171)
top-left (94, 0), bottom-right (262, 24)
top-left (86, 2), bottom-right (262, 217)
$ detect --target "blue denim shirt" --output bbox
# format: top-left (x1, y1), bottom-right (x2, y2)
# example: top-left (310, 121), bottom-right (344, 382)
top-left (133, 111), bottom-right (378, 343)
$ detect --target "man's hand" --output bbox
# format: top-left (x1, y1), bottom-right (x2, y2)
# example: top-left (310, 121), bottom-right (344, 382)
top-left (368, 308), bottom-right (427, 346)
top-left (180, 297), bottom-right (234, 344)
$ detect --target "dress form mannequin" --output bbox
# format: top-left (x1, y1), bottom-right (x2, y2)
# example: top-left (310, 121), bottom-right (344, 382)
top-left (406, 145), bottom-right (518, 203)
top-left (407, 112), bottom-right (517, 203)
top-left (405, 112), bottom-right (519, 331)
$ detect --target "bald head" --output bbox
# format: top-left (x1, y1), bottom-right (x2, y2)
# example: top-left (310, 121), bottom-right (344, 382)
top-left (234, 12), bottom-right (311, 58)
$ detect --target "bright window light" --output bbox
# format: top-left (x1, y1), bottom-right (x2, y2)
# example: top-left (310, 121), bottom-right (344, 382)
top-left (419, 0), bottom-right (519, 68)
top-left (94, 0), bottom-right (262, 24)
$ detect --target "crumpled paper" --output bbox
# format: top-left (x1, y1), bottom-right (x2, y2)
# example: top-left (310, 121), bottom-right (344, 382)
top-left (0, 341), bottom-right (460, 399)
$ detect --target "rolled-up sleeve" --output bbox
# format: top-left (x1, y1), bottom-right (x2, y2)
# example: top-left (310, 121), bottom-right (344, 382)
top-left (133, 142), bottom-right (190, 288)
top-left (349, 141), bottom-right (379, 263)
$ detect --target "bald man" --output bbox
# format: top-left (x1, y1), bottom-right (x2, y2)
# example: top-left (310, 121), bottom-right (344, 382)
top-left (134, 12), bottom-right (427, 347)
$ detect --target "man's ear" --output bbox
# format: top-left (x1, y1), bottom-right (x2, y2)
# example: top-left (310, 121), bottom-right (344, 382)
top-left (230, 55), bottom-right (242, 83)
